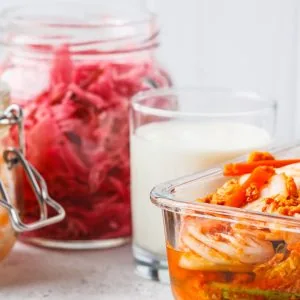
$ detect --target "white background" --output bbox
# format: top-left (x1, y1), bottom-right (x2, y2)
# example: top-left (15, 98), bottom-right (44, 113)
top-left (151, 0), bottom-right (299, 142)
top-left (0, 0), bottom-right (299, 141)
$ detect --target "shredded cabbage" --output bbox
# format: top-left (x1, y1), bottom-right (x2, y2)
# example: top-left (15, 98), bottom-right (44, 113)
top-left (11, 46), bottom-right (171, 241)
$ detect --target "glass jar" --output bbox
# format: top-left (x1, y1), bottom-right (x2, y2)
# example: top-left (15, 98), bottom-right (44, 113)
top-left (0, 81), bottom-right (65, 261)
top-left (0, 1), bottom-right (171, 249)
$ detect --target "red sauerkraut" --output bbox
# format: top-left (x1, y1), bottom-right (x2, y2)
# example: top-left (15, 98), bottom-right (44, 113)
top-left (12, 46), bottom-right (171, 241)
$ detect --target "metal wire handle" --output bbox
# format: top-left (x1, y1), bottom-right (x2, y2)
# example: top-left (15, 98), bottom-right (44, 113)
top-left (0, 104), bottom-right (25, 155)
top-left (0, 104), bottom-right (65, 232)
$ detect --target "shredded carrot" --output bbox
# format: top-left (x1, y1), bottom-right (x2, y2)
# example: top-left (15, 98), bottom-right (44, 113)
top-left (223, 159), bottom-right (300, 176)
top-left (224, 166), bottom-right (275, 207)
top-left (247, 151), bottom-right (275, 162)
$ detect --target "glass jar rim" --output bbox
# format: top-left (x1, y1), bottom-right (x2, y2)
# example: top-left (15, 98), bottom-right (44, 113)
top-left (131, 87), bottom-right (277, 118)
top-left (0, 2), bottom-right (159, 55)
top-left (0, 2), bottom-right (156, 28)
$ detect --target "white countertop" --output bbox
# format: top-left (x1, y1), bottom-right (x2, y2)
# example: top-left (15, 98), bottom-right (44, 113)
top-left (1, 243), bottom-right (173, 300)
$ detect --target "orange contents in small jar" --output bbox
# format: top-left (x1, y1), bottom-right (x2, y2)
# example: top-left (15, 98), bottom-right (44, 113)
top-left (0, 208), bottom-right (16, 261)
top-left (0, 159), bottom-right (18, 262)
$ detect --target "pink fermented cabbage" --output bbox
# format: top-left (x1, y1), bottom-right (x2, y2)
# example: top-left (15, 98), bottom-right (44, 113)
top-left (16, 46), bottom-right (171, 240)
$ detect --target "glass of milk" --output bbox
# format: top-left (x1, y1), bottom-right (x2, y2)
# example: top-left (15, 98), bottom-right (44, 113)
top-left (130, 87), bottom-right (276, 282)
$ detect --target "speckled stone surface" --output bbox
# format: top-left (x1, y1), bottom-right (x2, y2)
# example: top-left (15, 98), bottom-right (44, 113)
top-left (1, 243), bottom-right (172, 300)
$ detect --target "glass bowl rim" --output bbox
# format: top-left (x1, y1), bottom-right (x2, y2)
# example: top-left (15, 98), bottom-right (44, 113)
top-left (151, 142), bottom-right (300, 230)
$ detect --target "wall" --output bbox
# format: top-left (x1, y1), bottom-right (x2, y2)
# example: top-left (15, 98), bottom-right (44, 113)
top-left (150, 0), bottom-right (299, 141)
top-left (0, 0), bottom-right (298, 141)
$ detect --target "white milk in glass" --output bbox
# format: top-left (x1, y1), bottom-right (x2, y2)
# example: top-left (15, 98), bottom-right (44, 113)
top-left (130, 121), bottom-right (271, 256)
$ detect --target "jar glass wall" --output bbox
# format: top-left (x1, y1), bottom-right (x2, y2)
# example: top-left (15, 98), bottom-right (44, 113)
top-left (0, 1), bottom-right (172, 249)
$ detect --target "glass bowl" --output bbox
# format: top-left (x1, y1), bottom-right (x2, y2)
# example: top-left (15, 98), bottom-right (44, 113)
top-left (151, 143), bottom-right (300, 300)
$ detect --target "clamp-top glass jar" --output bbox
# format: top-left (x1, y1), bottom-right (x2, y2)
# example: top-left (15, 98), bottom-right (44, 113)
top-left (0, 1), bottom-right (171, 249)
top-left (0, 82), bottom-right (65, 261)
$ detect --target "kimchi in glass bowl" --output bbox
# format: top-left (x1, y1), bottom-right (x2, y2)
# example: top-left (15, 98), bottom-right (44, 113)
top-left (151, 144), bottom-right (300, 300)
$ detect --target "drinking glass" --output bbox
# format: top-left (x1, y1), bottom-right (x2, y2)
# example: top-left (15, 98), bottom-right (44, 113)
top-left (130, 87), bottom-right (277, 282)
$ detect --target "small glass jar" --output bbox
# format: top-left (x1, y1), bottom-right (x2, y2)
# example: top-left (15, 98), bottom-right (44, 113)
top-left (0, 1), bottom-right (171, 249)
top-left (0, 82), bottom-right (65, 261)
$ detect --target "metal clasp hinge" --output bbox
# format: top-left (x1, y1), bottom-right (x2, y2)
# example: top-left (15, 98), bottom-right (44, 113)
top-left (0, 105), bottom-right (65, 232)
